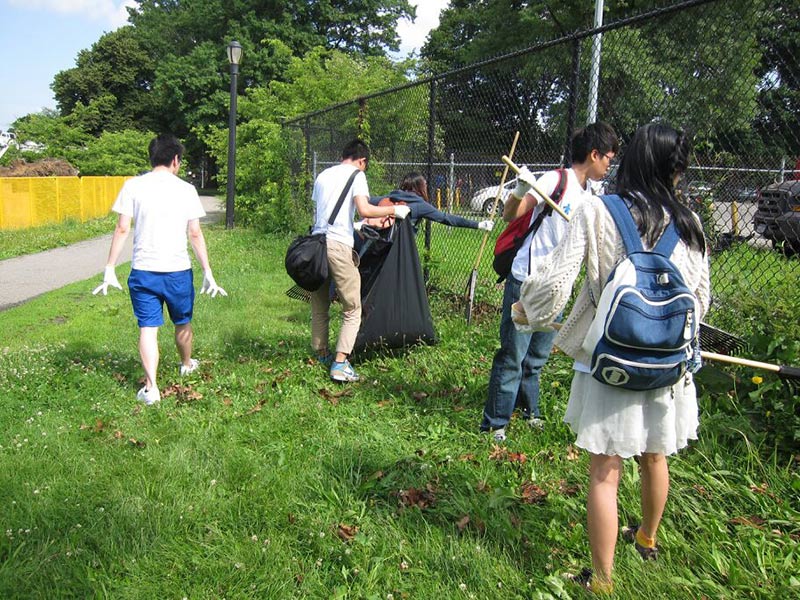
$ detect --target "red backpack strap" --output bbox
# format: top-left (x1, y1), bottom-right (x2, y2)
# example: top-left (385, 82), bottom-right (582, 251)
top-left (551, 168), bottom-right (567, 203)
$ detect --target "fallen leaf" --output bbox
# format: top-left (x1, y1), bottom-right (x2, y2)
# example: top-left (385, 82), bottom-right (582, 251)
top-left (113, 430), bottom-right (124, 439)
top-left (456, 515), bottom-right (470, 531)
top-left (565, 445), bottom-right (581, 461)
top-left (488, 445), bottom-right (527, 463)
top-left (729, 515), bottom-right (765, 529)
top-left (318, 387), bottom-right (353, 405)
top-left (476, 480), bottom-right (491, 493)
top-left (557, 480), bottom-right (580, 496)
top-left (287, 513), bottom-right (296, 524)
top-left (94, 420), bottom-right (105, 432)
top-left (245, 399), bottom-right (266, 415)
top-left (223, 398), bottom-right (233, 406)
top-left (412, 391), bottom-right (428, 401)
top-left (336, 523), bottom-right (358, 542)
top-left (377, 399), bottom-right (392, 407)
top-left (396, 485), bottom-right (436, 510)
top-left (520, 482), bottom-right (548, 504)
top-left (128, 438), bottom-right (146, 449)
top-left (112, 372), bottom-right (126, 383)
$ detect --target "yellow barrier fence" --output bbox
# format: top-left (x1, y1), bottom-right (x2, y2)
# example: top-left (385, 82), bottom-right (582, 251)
top-left (0, 176), bottom-right (130, 230)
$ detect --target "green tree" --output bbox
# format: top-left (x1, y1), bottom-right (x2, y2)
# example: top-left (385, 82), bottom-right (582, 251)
top-left (11, 111), bottom-right (89, 160)
top-left (754, 0), bottom-right (800, 158)
top-left (52, 26), bottom-right (157, 135)
top-left (47, 0), bottom-right (415, 172)
top-left (201, 43), bottom-right (422, 231)
top-left (72, 130), bottom-right (154, 176)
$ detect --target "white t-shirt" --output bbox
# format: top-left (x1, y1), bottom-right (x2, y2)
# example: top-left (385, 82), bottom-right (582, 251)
top-left (510, 168), bottom-right (594, 282)
top-left (112, 170), bottom-right (206, 272)
top-left (311, 163), bottom-right (369, 248)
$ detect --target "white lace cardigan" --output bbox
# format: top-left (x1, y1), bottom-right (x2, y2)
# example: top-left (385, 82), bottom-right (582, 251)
top-left (518, 195), bottom-right (712, 366)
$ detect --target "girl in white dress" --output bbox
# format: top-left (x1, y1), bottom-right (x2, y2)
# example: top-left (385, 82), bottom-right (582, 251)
top-left (514, 123), bottom-right (711, 593)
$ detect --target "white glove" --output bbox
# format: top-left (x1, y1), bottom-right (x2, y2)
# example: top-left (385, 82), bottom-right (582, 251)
top-left (200, 270), bottom-right (227, 298)
top-left (353, 220), bottom-right (365, 232)
top-left (478, 219), bottom-right (494, 231)
top-left (512, 166), bottom-right (538, 200)
top-left (92, 265), bottom-right (122, 296)
top-left (393, 205), bottom-right (411, 220)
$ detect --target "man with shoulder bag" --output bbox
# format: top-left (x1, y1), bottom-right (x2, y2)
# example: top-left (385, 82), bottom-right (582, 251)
top-left (310, 139), bottom-right (410, 382)
top-left (480, 123), bottom-right (619, 441)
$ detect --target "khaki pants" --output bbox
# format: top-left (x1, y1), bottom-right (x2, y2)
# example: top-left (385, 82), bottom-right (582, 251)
top-left (311, 239), bottom-right (361, 356)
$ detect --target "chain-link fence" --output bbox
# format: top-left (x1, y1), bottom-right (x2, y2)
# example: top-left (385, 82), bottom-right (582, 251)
top-left (281, 0), bottom-right (800, 328)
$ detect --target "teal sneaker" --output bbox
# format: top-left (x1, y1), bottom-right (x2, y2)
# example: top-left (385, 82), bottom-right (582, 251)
top-left (317, 353), bottom-right (334, 367)
top-left (330, 360), bottom-right (359, 382)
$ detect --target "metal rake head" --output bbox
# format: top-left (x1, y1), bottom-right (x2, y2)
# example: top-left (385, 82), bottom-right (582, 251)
top-left (285, 285), bottom-right (311, 303)
top-left (699, 322), bottom-right (748, 355)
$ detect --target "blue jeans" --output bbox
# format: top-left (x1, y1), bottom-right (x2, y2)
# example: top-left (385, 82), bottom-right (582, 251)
top-left (481, 275), bottom-right (558, 431)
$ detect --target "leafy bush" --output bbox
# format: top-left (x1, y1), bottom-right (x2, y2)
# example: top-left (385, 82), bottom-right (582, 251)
top-left (699, 244), bottom-right (800, 456)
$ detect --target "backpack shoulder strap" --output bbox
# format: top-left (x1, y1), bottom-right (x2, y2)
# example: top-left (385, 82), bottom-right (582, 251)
top-left (552, 168), bottom-right (567, 203)
top-left (600, 194), bottom-right (643, 254)
top-left (328, 168), bottom-right (360, 225)
top-left (653, 221), bottom-right (680, 257)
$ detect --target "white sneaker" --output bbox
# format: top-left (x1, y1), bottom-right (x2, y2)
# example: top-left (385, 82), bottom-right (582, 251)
top-left (492, 428), bottom-right (507, 442)
top-left (137, 386), bottom-right (161, 405)
top-left (180, 358), bottom-right (199, 376)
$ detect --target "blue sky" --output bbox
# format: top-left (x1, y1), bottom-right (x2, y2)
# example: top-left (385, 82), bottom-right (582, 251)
top-left (0, 0), bottom-right (448, 132)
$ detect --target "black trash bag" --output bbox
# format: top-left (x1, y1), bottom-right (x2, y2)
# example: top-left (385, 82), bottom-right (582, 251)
top-left (353, 218), bottom-right (437, 352)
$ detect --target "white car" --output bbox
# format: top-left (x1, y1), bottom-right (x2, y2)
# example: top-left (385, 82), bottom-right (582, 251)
top-left (467, 171), bottom-right (545, 215)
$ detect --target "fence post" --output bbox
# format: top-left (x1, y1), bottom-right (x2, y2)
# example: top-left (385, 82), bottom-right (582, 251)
top-left (304, 118), bottom-right (312, 200)
top-left (424, 78), bottom-right (437, 284)
top-left (564, 39), bottom-right (582, 167)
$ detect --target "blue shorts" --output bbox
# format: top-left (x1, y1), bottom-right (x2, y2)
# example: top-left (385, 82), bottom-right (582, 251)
top-left (128, 269), bottom-right (195, 328)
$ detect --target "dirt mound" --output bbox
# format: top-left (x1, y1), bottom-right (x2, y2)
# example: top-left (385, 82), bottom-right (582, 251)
top-left (0, 159), bottom-right (79, 177)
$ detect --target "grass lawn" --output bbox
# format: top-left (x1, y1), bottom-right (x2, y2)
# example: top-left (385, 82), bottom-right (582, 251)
top-left (0, 225), bottom-right (797, 599)
top-left (0, 215), bottom-right (118, 261)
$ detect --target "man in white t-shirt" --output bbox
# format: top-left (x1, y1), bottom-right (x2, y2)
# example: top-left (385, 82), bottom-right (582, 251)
top-left (480, 123), bottom-right (619, 441)
top-left (311, 139), bottom-right (410, 382)
top-left (93, 134), bottom-right (227, 405)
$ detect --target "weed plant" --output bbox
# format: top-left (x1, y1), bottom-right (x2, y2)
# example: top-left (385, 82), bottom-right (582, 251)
top-left (0, 227), bottom-right (797, 598)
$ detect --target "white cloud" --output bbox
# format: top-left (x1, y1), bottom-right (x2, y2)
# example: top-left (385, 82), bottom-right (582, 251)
top-left (396, 0), bottom-right (450, 57)
top-left (8, 0), bottom-right (136, 28)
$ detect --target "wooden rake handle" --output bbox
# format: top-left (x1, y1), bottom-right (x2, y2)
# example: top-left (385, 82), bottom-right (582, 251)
top-left (501, 155), bottom-right (571, 222)
top-left (472, 132), bottom-right (521, 270)
top-left (700, 351), bottom-right (781, 373)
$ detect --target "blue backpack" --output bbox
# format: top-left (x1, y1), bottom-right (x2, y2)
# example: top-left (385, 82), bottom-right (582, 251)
top-left (582, 195), bottom-right (699, 391)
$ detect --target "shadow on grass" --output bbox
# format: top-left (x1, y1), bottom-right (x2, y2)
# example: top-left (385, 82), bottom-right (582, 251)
top-left (52, 341), bottom-right (142, 392)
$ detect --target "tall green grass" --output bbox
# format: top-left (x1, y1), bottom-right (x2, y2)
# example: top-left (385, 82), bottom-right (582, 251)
top-left (0, 226), bottom-right (797, 598)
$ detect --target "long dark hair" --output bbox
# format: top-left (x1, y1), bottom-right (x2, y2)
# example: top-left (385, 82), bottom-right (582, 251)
top-left (616, 123), bottom-right (706, 253)
top-left (399, 172), bottom-right (429, 202)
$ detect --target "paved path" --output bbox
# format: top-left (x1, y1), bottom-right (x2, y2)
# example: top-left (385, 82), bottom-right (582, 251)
top-left (0, 196), bottom-right (223, 311)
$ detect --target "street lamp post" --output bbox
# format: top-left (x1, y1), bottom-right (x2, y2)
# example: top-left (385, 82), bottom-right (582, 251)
top-left (225, 40), bottom-right (242, 229)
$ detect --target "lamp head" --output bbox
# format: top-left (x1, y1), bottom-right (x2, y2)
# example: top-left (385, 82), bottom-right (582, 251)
top-left (227, 41), bottom-right (242, 65)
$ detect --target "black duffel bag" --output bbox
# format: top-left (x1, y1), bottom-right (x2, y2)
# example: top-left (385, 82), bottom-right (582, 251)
top-left (285, 232), bottom-right (328, 291)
